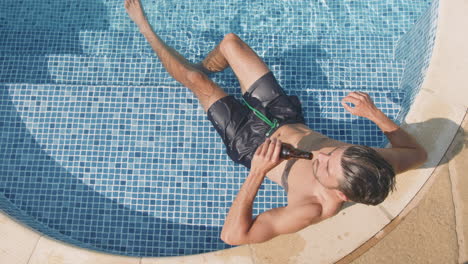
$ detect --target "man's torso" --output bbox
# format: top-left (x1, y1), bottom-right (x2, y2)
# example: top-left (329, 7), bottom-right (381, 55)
top-left (267, 123), bottom-right (350, 218)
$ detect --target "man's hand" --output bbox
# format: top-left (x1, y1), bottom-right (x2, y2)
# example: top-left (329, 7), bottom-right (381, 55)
top-left (250, 138), bottom-right (283, 175)
top-left (341, 92), bottom-right (381, 120)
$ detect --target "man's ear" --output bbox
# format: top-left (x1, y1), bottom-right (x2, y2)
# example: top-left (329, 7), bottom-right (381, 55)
top-left (336, 190), bottom-right (348, 202)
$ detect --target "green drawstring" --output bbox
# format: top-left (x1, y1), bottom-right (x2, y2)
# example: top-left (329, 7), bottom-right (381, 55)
top-left (241, 98), bottom-right (279, 137)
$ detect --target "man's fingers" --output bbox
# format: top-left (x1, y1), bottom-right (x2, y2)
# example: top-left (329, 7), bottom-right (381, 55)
top-left (257, 138), bottom-right (282, 161)
top-left (261, 138), bottom-right (271, 156)
top-left (344, 94), bottom-right (363, 105)
top-left (352, 92), bottom-right (367, 100)
top-left (342, 96), bottom-right (359, 106)
top-left (255, 143), bottom-right (264, 155)
top-left (266, 138), bottom-right (276, 159)
top-left (273, 138), bottom-right (282, 160)
top-left (346, 92), bottom-right (360, 98)
top-left (347, 92), bottom-right (372, 102)
top-left (341, 100), bottom-right (353, 112)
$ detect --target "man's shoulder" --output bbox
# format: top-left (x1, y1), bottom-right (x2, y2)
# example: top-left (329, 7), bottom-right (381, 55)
top-left (289, 197), bottom-right (344, 221)
top-left (285, 201), bottom-right (323, 224)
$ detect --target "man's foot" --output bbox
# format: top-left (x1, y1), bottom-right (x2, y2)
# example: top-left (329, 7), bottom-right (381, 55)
top-left (193, 62), bottom-right (215, 75)
top-left (125, 0), bottom-right (149, 28)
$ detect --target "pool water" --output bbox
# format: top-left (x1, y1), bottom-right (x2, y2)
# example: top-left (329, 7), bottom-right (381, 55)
top-left (0, 0), bottom-right (433, 257)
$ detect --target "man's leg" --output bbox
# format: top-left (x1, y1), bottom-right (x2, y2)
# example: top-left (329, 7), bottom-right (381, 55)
top-left (199, 33), bottom-right (271, 94)
top-left (125, 0), bottom-right (227, 112)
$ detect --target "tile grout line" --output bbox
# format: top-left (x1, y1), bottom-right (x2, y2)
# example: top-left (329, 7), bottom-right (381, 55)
top-left (26, 235), bottom-right (43, 264)
top-left (247, 244), bottom-right (257, 264)
top-left (377, 205), bottom-right (394, 221)
top-left (447, 112), bottom-right (467, 264)
top-left (448, 163), bottom-right (466, 264)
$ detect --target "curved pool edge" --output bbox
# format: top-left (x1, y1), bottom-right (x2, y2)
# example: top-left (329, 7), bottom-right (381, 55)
top-left (1, 0), bottom-right (467, 263)
top-left (335, 114), bottom-right (467, 264)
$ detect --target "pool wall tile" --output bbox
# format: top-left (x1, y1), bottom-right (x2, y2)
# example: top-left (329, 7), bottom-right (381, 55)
top-left (393, 0), bottom-right (440, 124)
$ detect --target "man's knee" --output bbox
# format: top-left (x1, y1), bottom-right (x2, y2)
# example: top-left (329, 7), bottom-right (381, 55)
top-left (223, 33), bottom-right (241, 42)
top-left (220, 33), bottom-right (245, 55)
top-left (185, 69), bottom-right (208, 86)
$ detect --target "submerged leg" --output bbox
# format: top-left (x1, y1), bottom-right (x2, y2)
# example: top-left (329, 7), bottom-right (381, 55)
top-left (124, 0), bottom-right (227, 111)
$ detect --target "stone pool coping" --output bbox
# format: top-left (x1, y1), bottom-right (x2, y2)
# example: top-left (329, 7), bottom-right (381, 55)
top-left (1, 0), bottom-right (467, 263)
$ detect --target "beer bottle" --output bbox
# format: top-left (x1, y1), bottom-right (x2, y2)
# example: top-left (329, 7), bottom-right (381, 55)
top-left (280, 143), bottom-right (313, 160)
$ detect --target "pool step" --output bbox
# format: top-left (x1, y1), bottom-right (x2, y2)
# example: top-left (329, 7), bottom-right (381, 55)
top-left (3, 82), bottom-right (404, 147)
top-left (0, 29), bottom-right (401, 60)
top-left (0, 53), bottom-right (405, 91)
top-left (0, 0), bottom-right (431, 37)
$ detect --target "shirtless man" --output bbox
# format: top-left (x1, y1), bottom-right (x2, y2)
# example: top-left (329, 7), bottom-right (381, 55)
top-left (125, 0), bottom-right (428, 246)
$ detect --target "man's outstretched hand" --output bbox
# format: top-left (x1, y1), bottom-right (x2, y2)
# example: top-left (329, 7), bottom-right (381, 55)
top-left (341, 92), bottom-right (381, 120)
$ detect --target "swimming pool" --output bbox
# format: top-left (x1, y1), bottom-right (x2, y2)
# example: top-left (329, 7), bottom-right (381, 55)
top-left (0, 0), bottom-right (435, 257)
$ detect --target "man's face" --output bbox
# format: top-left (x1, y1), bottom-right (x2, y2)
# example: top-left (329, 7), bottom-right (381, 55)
top-left (312, 146), bottom-right (347, 190)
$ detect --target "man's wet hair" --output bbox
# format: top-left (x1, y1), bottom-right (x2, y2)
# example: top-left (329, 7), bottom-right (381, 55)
top-left (339, 145), bottom-right (396, 205)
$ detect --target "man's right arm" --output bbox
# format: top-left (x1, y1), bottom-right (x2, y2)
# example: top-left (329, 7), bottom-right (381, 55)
top-left (341, 92), bottom-right (428, 173)
top-left (222, 200), bottom-right (323, 246)
top-left (221, 138), bottom-right (323, 245)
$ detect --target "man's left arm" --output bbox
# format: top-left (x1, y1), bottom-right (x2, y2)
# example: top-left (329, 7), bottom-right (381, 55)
top-left (341, 92), bottom-right (428, 173)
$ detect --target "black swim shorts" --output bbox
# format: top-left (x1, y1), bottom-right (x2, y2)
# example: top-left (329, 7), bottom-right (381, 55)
top-left (207, 72), bottom-right (305, 169)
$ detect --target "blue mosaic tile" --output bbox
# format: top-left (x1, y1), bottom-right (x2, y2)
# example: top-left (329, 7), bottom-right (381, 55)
top-left (393, 0), bottom-right (440, 123)
top-left (0, 0), bottom-right (437, 257)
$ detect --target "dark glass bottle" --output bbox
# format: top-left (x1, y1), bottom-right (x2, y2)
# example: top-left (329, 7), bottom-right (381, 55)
top-left (280, 143), bottom-right (313, 160)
